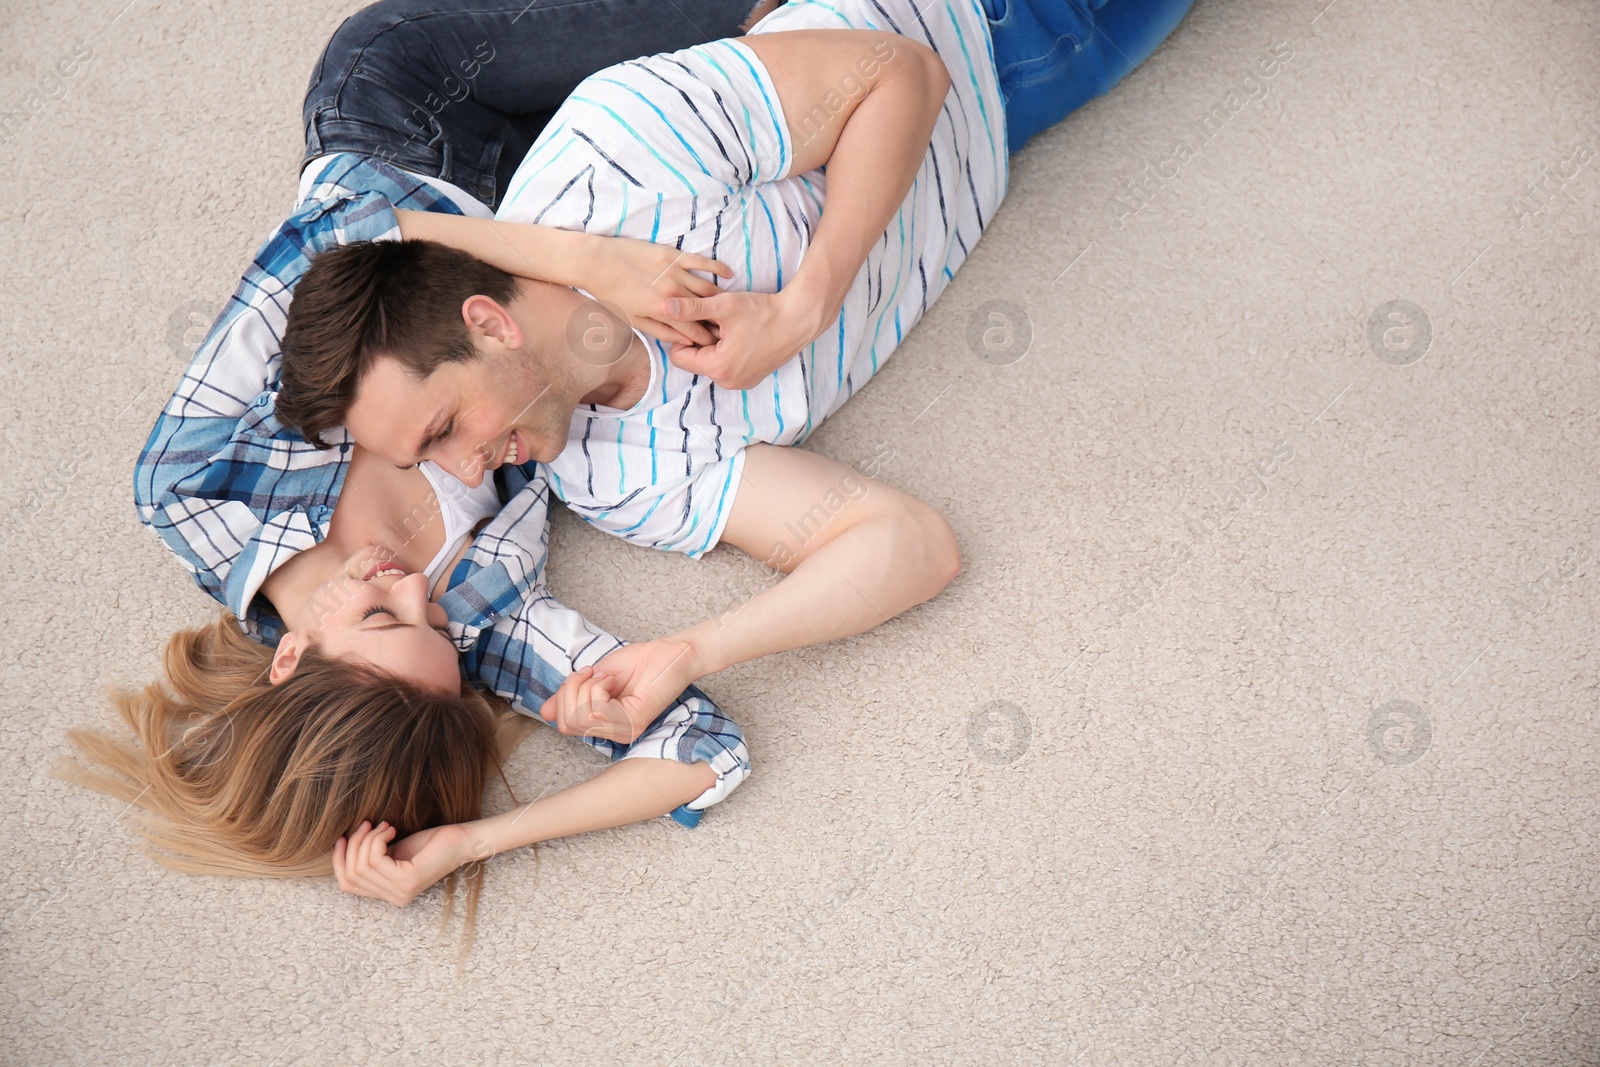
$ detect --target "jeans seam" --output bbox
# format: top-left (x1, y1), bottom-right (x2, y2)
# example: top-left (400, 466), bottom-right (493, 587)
top-left (993, 32), bottom-right (1085, 82)
top-left (314, 11), bottom-right (535, 196)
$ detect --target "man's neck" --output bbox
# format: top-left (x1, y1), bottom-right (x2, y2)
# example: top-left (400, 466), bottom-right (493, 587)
top-left (578, 329), bottom-right (650, 411)
top-left (514, 282), bottom-right (652, 413)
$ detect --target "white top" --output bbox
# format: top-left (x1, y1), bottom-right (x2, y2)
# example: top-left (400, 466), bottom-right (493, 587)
top-left (416, 460), bottom-right (503, 594)
top-left (495, 0), bottom-right (1007, 556)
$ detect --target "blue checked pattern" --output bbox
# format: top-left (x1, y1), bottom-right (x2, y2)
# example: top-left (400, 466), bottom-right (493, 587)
top-left (133, 153), bottom-right (748, 823)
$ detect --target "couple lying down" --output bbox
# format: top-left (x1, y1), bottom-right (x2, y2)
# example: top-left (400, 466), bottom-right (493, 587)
top-left (65, 0), bottom-right (1194, 931)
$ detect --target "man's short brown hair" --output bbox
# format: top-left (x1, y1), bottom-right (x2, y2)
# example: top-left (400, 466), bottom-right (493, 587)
top-left (276, 239), bottom-right (519, 448)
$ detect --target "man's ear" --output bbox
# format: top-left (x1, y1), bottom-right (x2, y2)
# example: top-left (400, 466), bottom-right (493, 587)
top-left (462, 294), bottom-right (522, 351)
top-left (269, 632), bottom-right (308, 686)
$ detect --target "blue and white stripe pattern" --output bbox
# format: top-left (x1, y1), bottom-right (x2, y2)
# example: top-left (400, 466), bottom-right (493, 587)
top-left (133, 154), bottom-right (748, 823)
top-left (495, 0), bottom-right (1008, 556)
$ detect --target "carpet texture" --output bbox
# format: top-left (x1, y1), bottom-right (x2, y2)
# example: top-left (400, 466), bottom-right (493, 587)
top-left (2, 0), bottom-right (1597, 1064)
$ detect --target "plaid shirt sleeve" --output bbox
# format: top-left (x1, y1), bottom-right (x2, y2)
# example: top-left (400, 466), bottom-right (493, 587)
top-left (437, 463), bottom-right (751, 827)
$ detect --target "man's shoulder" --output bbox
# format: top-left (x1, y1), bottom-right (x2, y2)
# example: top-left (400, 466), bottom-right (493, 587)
top-left (496, 40), bottom-right (790, 225)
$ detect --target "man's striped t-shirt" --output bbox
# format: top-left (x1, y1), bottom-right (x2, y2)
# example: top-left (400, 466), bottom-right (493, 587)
top-left (494, 0), bottom-right (1008, 556)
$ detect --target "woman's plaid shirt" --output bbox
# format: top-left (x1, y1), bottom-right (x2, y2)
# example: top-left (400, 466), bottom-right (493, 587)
top-left (133, 155), bottom-right (747, 823)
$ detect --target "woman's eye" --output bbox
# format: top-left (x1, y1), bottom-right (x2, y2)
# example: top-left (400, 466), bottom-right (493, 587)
top-left (360, 607), bottom-right (397, 621)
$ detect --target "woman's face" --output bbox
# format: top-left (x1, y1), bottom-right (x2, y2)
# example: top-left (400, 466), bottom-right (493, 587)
top-left (278, 545), bottom-right (462, 694)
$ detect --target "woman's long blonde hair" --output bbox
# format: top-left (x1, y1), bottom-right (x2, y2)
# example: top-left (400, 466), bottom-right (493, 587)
top-left (58, 614), bottom-right (539, 948)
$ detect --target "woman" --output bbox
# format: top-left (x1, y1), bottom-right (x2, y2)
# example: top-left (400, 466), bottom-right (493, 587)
top-left (65, 0), bottom-right (773, 937)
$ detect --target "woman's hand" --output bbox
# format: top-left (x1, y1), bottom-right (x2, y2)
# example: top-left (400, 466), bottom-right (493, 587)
top-left (659, 288), bottom-right (830, 390)
top-left (577, 233), bottom-right (733, 348)
top-left (332, 819), bottom-right (474, 907)
top-left (539, 665), bottom-right (639, 744)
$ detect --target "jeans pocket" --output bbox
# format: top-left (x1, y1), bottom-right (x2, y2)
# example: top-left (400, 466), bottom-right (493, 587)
top-left (308, 107), bottom-right (452, 182)
top-left (986, 0), bottom-right (1095, 86)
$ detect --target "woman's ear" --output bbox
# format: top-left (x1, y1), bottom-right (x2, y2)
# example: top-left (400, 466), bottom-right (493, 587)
top-left (269, 633), bottom-right (307, 686)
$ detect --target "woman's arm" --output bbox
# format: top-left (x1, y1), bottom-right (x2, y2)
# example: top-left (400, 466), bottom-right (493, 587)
top-left (394, 208), bottom-right (733, 347)
top-left (333, 756), bottom-right (717, 906)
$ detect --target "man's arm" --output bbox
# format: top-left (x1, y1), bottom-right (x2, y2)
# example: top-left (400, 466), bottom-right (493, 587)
top-left (440, 466), bottom-right (751, 815)
top-left (663, 30), bottom-right (952, 388)
top-left (552, 443), bottom-right (959, 731)
top-left (681, 443), bottom-right (959, 672)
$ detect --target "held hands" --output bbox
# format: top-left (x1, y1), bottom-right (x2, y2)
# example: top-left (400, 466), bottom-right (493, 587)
top-left (579, 233), bottom-right (733, 349)
top-left (660, 288), bottom-right (830, 391)
top-left (539, 639), bottom-right (702, 745)
top-left (331, 820), bottom-right (475, 907)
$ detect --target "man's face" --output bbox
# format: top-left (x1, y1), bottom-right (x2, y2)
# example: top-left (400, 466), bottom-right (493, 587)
top-left (345, 349), bottom-right (575, 487)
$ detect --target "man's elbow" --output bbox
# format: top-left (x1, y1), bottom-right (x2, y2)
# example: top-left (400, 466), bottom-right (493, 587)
top-left (895, 37), bottom-right (951, 110)
top-left (904, 500), bottom-right (960, 601)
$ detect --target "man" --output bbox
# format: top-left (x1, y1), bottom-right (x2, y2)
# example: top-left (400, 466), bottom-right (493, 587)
top-left (134, 1), bottom-right (787, 832)
top-left (275, 0), bottom-right (1002, 743)
top-left (275, 0), bottom-right (1197, 743)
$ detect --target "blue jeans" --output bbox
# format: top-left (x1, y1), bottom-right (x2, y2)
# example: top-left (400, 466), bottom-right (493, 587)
top-left (302, 0), bottom-right (767, 210)
top-left (981, 0), bottom-right (1196, 153)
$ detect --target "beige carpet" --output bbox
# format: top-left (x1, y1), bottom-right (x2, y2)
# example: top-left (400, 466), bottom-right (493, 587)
top-left (3, 0), bottom-right (1598, 1063)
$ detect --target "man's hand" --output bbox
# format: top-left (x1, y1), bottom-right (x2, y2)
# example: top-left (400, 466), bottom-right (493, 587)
top-left (538, 665), bottom-right (638, 743)
top-left (661, 288), bottom-right (829, 390)
top-left (332, 820), bottom-right (472, 907)
top-left (541, 640), bottom-right (702, 744)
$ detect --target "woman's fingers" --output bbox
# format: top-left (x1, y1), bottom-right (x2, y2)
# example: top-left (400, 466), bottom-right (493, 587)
top-left (340, 821), bottom-right (378, 895)
top-left (556, 666), bottom-right (591, 735)
top-left (679, 269), bottom-right (723, 298)
top-left (359, 822), bottom-right (403, 904)
top-left (579, 675), bottom-right (631, 742)
top-left (680, 252), bottom-right (733, 279)
top-left (576, 675), bottom-right (606, 739)
top-left (543, 667), bottom-right (589, 730)
top-left (332, 835), bottom-right (349, 891)
top-left (333, 821), bottom-right (414, 905)
top-left (360, 822), bottom-right (389, 870)
top-left (635, 318), bottom-right (699, 348)
top-left (576, 673), bottom-right (619, 741)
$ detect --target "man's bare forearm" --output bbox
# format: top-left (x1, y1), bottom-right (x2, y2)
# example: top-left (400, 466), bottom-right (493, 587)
top-left (678, 511), bottom-right (956, 677)
top-left (736, 31), bottom-right (951, 327)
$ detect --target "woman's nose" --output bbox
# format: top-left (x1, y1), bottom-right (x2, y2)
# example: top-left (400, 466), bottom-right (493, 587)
top-left (394, 571), bottom-right (434, 613)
